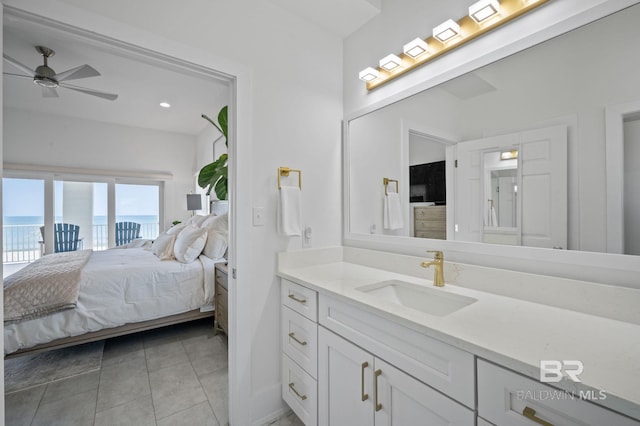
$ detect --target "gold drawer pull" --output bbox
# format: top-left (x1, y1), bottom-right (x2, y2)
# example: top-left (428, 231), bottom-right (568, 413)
top-left (288, 293), bottom-right (307, 304)
top-left (374, 369), bottom-right (382, 411)
top-left (288, 332), bottom-right (307, 346)
top-left (361, 362), bottom-right (369, 401)
top-left (523, 407), bottom-right (554, 426)
top-left (288, 382), bottom-right (307, 401)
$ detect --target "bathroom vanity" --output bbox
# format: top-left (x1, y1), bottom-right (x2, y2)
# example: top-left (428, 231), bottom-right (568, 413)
top-left (278, 247), bottom-right (640, 426)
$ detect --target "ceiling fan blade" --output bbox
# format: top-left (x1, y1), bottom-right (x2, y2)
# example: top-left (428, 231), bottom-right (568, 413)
top-left (3, 72), bottom-right (33, 80)
top-left (60, 82), bottom-right (118, 101)
top-left (42, 87), bottom-right (59, 98)
top-left (3, 53), bottom-right (35, 76)
top-left (53, 64), bottom-right (100, 82)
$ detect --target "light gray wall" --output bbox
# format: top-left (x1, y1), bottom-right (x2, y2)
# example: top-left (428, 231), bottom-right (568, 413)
top-left (4, 107), bottom-right (198, 228)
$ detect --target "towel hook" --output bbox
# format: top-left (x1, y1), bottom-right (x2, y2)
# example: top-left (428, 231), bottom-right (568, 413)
top-left (383, 177), bottom-right (398, 196)
top-left (278, 167), bottom-right (302, 190)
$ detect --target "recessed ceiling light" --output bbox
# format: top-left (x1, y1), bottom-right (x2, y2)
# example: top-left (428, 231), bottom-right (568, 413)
top-left (159, 102), bottom-right (171, 108)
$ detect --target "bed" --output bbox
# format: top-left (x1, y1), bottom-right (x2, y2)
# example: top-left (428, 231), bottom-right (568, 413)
top-left (4, 213), bottom-right (228, 358)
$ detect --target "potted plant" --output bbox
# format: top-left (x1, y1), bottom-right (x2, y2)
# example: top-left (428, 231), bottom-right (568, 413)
top-left (198, 105), bottom-right (228, 200)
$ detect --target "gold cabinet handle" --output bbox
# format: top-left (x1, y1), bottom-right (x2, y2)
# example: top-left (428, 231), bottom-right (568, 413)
top-left (374, 369), bottom-right (382, 411)
top-left (523, 407), bottom-right (554, 426)
top-left (288, 293), bottom-right (307, 304)
top-left (361, 362), bottom-right (369, 401)
top-left (288, 382), bottom-right (307, 401)
top-left (288, 332), bottom-right (307, 346)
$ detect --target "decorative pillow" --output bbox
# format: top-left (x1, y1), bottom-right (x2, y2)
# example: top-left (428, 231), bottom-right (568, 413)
top-left (173, 225), bottom-right (208, 263)
top-left (200, 213), bottom-right (219, 229)
top-left (166, 223), bottom-right (187, 235)
top-left (202, 213), bottom-right (229, 259)
top-left (188, 214), bottom-right (208, 227)
top-left (151, 233), bottom-right (177, 260)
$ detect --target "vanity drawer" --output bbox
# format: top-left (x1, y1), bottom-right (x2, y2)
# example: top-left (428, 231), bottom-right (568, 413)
top-left (477, 359), bottom-right (639, 426)
top-left (319, 295), bottom-right (474, 408)
top-left (282, 279), bottom-right (317, 321)
top-left (283, 353), bottom-right (317, 426)
top-left (282, 305), bottom-right (318, 379)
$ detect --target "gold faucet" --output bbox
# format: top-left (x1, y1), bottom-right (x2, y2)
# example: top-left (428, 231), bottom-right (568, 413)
top-left (421, 250), bottom-right (445, 287)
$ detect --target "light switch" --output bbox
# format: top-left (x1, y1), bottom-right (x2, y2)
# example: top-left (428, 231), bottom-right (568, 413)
top-left (253, 207), bottom-right (265, 226)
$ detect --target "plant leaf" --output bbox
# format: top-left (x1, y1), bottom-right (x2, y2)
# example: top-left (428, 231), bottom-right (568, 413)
top-left (201, 113), bottom-right (223, 136)
top-left (214, 175), bottom-right (228, 200)
top-left (197, 154), bottom-right (228, 197)
top-left (217, 106), bottom-right (228, 145)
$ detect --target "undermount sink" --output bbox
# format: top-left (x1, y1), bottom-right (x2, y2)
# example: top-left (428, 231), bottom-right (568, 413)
top-left (357, 280), bottom-right (477, 316)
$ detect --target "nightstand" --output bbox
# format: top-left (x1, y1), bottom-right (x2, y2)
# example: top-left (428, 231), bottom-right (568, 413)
top-left (214, 262), bottom-right (228, 335)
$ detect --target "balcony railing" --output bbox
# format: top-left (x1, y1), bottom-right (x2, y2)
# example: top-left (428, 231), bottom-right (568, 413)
top-left (3, 222), bottom-right (160, 264)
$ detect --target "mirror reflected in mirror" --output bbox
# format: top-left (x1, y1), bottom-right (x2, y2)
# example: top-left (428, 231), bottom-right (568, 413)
top-left (347, 3), bottom-right (640, 256)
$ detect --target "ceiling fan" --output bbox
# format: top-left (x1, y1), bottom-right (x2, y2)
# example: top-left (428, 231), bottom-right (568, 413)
top-left (3, 45), bottom-right (118, 101)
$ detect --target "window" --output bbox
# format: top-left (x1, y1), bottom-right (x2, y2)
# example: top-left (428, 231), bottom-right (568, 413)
top-left (2, 178), bottom-right (45, 265)
top-left (3, 171), bottom-right (164, 270)
top-left (116, 183), bottom-right (160, 240)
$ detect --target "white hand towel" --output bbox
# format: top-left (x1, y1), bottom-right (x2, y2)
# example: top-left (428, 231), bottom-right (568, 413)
top-left (278, 186), bottom-right (302, 236)
top-left (383, 193), bottom-right (403, 230)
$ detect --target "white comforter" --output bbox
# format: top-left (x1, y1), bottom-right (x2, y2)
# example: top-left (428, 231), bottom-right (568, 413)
top-left (4, 248), bottom-right (221, 354)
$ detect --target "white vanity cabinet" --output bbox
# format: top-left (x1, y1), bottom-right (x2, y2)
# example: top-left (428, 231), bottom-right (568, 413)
top-left (477, 359), bottom-right (640, 426)
top-left (317, 294), bottom-right (474, 425)
top-left (281, 279), bottom-right (319, 425)
top-left (318, 327), bottom-right (474, 426)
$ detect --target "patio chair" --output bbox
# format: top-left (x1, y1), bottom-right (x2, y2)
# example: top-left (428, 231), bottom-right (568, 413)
top-left (115, 221), bottom-right (141, 246)
top-left (40, 223), bottom-right (83, 253)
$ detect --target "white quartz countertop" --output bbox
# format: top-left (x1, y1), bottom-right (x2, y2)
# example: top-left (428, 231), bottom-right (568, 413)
top-left (278, 260), bottom-right (640, 421)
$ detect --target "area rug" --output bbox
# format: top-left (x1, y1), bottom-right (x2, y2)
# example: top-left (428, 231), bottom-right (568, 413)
top-left (4, 341), bottom-right (104, 394)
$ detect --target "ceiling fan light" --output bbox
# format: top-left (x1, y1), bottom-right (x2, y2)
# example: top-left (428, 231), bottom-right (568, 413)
top-left (433, 19), bottom-right (461, 43)
top-left (159, 102), bottom-right (171, 108)
top-left (34, 77), bottom-right (58, 88)
top-left (403, 38), bottom-right (429, 58)
top-left (469, 0), bottom-right (500, 23)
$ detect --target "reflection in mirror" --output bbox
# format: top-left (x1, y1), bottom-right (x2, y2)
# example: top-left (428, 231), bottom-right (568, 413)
top-left (484, 150), bottom-right (517, 229)
top-left (347, 3), bottom-right (640, 255)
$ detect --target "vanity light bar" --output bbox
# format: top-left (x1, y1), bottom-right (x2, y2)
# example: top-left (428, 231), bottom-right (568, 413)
top-left (403, 38), bottom-right (429, 58)
top-left (359, 0), bottom-right (550, 89)
top-left (500, 150), bottom-right (518, 160)
top-left (433, 19), bottom-right (461, 43)
top-left (359, 67), bottom-right (380, 82)
top-left (379, 54), bottom-right (402, 71)
top-left (469, 0), bottom-right (501, 24)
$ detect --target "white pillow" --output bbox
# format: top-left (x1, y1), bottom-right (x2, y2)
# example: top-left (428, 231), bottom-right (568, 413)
top-left (201, 213), bottom-right (229, 259)
top-left (188, 214), bottom-right (208, 227)
top-left (174, 225), bottom-right (208, 263)
top-left (152, 233), bottom-right (177, 260)
top-left (166, 223), bottom-right (187, 235)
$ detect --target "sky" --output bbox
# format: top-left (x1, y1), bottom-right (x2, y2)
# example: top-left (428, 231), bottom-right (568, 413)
top-left (3, 178), bottom-right (158, 217)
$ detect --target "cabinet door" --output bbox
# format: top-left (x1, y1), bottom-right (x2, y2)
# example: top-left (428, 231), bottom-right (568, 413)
top-left (318, 327), bottom-right (374, 426)
top-left (374, 358), bottom-right (474, 426)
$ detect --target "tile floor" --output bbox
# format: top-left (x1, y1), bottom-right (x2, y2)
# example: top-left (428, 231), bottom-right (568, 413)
top-left (4, 319), bottom-right (303, 426)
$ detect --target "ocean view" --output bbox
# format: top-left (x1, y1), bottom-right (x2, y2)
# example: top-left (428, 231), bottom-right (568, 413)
top-left (4, 215), bottom-right (159, 226)
top-left (3, 215), bottom-right (160, 258)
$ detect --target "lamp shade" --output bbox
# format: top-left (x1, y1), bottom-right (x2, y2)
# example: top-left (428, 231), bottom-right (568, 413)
top-left (186, 194), bottom-right (202, 211)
